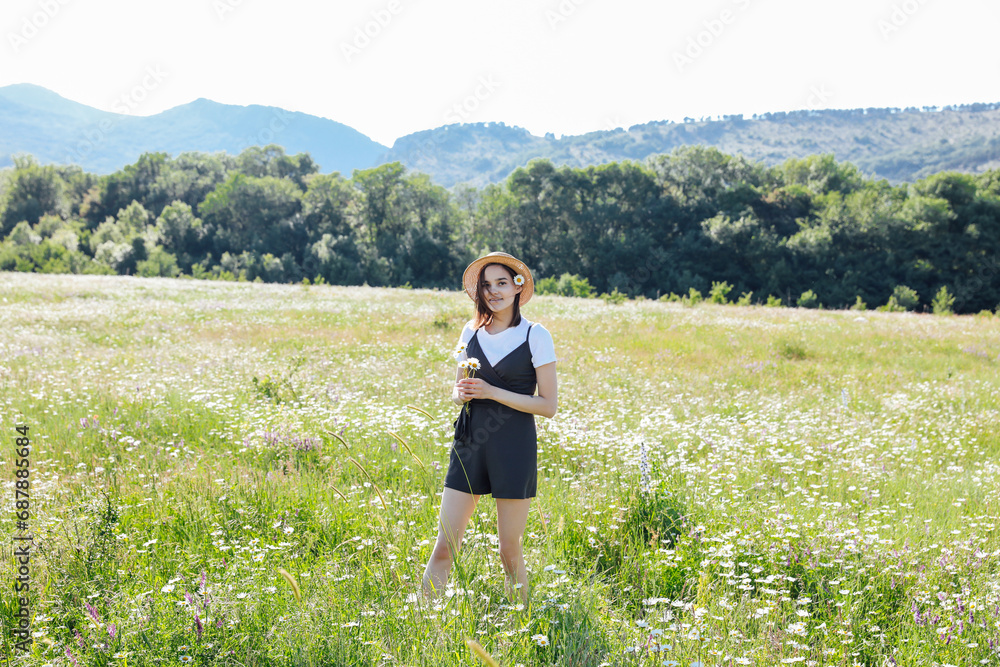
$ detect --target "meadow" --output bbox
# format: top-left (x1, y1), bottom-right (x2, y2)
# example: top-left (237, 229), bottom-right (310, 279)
top-left (1, 272), bottom-right (999, 667)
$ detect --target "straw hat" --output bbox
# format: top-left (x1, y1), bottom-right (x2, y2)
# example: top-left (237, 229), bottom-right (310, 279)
top-left (462, 252), bottom-right (534, 306)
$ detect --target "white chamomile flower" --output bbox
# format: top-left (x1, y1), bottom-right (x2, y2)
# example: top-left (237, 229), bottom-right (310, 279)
top-left (467, 358), bottom-right (481, 371)
top-left (459, 360), bottom-right (470, 369)
top-left (513, 274), bottom-right (525, 286)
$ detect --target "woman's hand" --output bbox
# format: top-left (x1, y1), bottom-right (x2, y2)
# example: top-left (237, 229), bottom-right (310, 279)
top-left (456, 377), bottom-right (494, 402)
top-left (453, 362), bottom-right (557, 418)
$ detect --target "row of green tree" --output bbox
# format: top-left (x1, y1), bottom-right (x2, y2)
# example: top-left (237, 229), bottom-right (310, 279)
top-left (1, 145), bottom-right (998, 314)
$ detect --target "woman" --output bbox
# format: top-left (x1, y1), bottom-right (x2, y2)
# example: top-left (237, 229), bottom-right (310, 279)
top-left (422, 252), bottom-right (558, 604)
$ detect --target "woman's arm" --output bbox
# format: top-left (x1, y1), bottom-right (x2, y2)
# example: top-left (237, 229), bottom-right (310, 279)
top-left (456, 361), bottom-right (558, 418)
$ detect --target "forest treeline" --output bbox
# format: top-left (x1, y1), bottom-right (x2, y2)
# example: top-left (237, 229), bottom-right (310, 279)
top-left (1, 145), bottom-right (999, 314)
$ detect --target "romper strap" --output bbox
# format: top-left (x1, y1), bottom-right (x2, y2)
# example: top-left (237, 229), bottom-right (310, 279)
top-left (526, 322), bottom-right (535, 343)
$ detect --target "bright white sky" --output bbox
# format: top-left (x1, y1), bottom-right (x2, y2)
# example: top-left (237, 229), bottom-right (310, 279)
top-left (2, 0), bottom-right (999, 147)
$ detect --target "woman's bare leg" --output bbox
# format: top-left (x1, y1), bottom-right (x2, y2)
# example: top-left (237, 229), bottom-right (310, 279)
top-left (422, 487), bottom-right (480, 598)
top-left (496, 498), bottom-right (531, 604)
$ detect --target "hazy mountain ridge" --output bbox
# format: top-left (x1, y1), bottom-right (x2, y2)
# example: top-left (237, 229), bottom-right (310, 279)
top-left (382, 104), bottom-right (1000, 187)
top-left (3, 83), bottom-right (1000, 186)
top-left (0, 83), bottom-right (388, 176)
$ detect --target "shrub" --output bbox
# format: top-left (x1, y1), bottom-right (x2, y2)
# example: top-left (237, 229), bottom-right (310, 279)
top-left (536, 277), bottom-right (557, 294)
top-left (708, 281), bottom-right (733, 304)
top-left (537, 273), bottom-right (597, 298)
top-left (883, 284), bottom-right (919, 312)
top-left (736, 291), bottom-right (753, 306)
top-left (0, 238), bottom-right (91, 274)
top-left (765, 295), bottom-right (782, 307)
top-left (931, 285), bottom-right (955, 315)
top-left (9, 220), bottom-right (41, 245)
top-left (619, 487), bottom-right (687, 548)
top-left (776, 338), bottom-right (810, 360)
top-left (251, 364), bottom-right (302, 403)
top-left (136, 248), bottom-right (181, 278)
top-left (797, 290), bottom-right (819, 308)
top-left (850, 295), bottom-right (867, 311)
top-left (682, 288), bottom-right (703, 307)
top-left (563, 273), bottom-right (597, 297)
top-left (191, 260), bottom-right (211, 279)
top-left (879, 296), bottom-right (905, 312)
top-left (599, 288), bottom-right (627, 305)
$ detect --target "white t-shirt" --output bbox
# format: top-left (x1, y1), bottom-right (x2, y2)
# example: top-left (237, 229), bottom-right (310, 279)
top-left (455, 317), bottom-right (557, 369)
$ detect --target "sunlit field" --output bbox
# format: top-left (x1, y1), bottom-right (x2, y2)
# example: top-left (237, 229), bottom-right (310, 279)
top-left (1, 272), bottom-right (999, 667)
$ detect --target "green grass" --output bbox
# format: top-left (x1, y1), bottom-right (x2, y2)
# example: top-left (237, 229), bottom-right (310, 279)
top-left (1, 272), bottom-right (999, 666)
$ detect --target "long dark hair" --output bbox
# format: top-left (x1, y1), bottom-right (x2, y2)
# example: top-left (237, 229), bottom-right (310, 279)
top-left (473, 263), bottom-right (522, 329)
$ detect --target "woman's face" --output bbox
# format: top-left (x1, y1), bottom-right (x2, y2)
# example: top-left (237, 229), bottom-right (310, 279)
top-left (480, 264), bottom-right (521, 313)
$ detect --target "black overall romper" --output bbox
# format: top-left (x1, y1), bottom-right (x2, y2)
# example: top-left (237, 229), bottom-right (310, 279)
top-left (445, 323), bottom-right (538, 499)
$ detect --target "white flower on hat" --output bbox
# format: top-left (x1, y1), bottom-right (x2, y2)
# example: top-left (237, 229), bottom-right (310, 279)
top-left (513, 274), bottom-right (525, 286)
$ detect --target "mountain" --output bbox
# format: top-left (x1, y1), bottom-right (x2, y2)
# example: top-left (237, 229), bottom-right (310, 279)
top-left (3, 84), bottom-right (1000, 186)
top-left (380, 105), bottom-right (1000, 187)
top-left (0, 83), bottom-right (388, 175)
top-left (383, 123), bottom-right (550, 187)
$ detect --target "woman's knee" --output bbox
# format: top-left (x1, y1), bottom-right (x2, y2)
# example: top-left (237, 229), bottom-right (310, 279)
top-left (498, 538), bottom-right (522, 565)
top-left (430, 538), bottom-right (460, 563)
